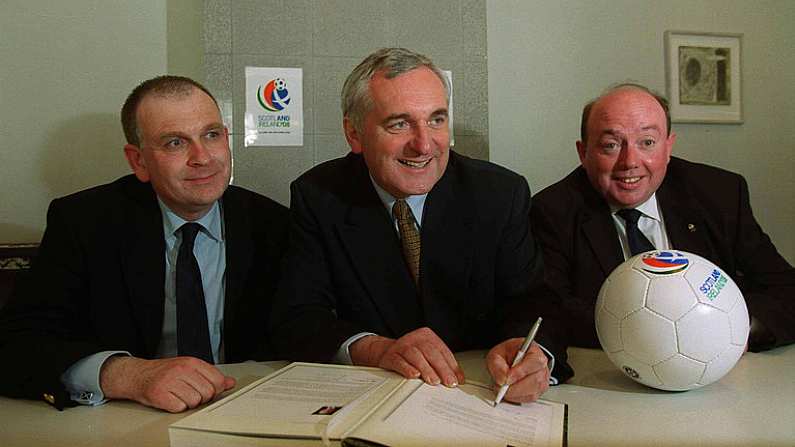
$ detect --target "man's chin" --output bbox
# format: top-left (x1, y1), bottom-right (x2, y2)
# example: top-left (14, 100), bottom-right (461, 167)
top-left (608, 193), bottom-right (651, 209)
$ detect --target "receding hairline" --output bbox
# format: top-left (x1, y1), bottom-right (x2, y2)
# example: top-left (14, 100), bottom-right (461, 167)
top-left (121, 75), bottom-right (218, 146)
top-left (580, 83), bottom-right (671, 144)
top-left (341, 47), bottom-right (450, 133)
top-left (135, 88), bottom-right (224, 144)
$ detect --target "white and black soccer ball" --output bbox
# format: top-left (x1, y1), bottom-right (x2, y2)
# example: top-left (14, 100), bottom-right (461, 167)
top-left (595, 250), bottom-right (749, 391)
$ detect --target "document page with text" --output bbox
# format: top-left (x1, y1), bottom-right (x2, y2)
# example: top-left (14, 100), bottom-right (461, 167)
top-left (178, 363), bottom-right (401, 439)
top-left (346, 381), bottom-right (565, 447)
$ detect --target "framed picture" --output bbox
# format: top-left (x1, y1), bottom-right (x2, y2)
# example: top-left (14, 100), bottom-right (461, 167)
top-left (664, 31), bottom-right (743, 123)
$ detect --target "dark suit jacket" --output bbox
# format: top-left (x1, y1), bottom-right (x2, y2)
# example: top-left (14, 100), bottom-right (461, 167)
top-left (270, 152), bottom-right (572, 381)
top-left (531, 157), bottom-right (795, 350)
top-left (0, 175), bottom-right (289, 407)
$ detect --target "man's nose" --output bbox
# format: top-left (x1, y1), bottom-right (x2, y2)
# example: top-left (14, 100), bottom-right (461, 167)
top-left (187, 140), bottom-right (211, 165)
top-left (618, 144), bottom-right (639, 169)
top-left (409, 123), bottom-right (433, 155)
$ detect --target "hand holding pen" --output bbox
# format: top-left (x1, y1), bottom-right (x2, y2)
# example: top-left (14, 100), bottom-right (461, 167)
top-left (491, 317), bottom-right (544, 406)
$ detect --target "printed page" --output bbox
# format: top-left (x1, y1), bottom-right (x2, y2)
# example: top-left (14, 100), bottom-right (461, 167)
top-left (173, 363), bottom-right (401, 439)
top-left (347, 381), bottom-right (564, 447)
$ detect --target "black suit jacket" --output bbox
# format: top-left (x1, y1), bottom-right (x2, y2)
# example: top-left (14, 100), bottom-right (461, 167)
top-left (270, 152), bottom-right (572, 381)
top-left (0, 175), bottom-right (289, 407)
top-left (531, 157), bottom-right (795, 350)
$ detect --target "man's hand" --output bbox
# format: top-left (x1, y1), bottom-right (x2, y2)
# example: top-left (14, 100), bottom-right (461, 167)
top-left (487, 338), bottom-right (550, 403)
top-left (99, 356), bottom-right (236, 413)
top-left (349, 327), bottom-right (465, 387)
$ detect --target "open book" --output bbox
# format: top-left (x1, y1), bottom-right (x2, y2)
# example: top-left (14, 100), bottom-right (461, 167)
top-left (170, 362), bottom-right (567, 447)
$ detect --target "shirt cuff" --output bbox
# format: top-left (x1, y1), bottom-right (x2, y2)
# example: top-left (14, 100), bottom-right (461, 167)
top-left (536, 343), bottom-right (559, 386)
top-left (60, 351), bottom-right (130, 405)
top-left (333, 332), bottom-right (377, 365)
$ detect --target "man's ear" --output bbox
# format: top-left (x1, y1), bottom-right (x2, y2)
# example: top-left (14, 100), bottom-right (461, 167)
top-left (576, 140), bottom-right (587, 164)
top-left (664, 132), bottom-right (677, 160)
top-left (343, 117), bottom-right (363, 154)
top-left (123, 144), bottom-right (150, 182)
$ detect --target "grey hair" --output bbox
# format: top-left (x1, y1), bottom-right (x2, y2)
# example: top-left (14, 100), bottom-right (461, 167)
top-left (341, 47), bottom-right (450, 132)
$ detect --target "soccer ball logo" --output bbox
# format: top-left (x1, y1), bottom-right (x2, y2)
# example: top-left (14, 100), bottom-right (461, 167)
top-left (257, 78), bottom-right (291, 112)
top-left (595, 250), bottom-right (749, 391)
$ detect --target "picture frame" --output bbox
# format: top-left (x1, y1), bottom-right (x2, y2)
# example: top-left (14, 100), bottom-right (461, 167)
top-left (664, 31), bottom-right (743, 124)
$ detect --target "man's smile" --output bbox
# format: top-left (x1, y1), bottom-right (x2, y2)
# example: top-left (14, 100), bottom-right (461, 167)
top-left (398, 158), bottom-right (432, 168)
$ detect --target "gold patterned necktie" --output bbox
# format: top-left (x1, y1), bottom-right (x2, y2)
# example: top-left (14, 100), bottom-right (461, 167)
top-left (393, 199), bottom-right (421, 285)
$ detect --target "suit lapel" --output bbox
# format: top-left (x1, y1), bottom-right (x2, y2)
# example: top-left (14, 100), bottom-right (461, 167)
top-left (219, 188), bottom-right (254, 349)
top-left (577, 172), bottom-right (624, 276)
top-left (337, 159), bottom-right (422, 336)
top-left (420, 158), bottom-right (474, 328)
top-left (657, 179), bottom-right (713, 257)
top-left (121, 179), bottom-right (166, 356)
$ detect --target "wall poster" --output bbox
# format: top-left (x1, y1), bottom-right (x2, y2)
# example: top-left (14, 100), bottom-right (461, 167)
top-left (245, 67), bottom-right (303, 146)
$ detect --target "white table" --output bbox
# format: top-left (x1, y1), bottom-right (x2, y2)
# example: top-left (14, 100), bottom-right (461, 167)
top-left (1, 346), bottom-right (793, 446)
top-left (459, 345), bottom-right (795, 446)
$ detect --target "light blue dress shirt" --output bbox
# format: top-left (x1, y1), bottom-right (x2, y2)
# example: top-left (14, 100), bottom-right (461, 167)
top-left (60, 200), bottom-right (226, 405)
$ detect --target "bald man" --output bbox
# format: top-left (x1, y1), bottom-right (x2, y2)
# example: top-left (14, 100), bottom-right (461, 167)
top-left (531, 83), bottom-right (795, 352)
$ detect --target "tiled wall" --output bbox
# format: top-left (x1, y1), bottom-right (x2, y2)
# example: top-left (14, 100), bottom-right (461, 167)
top-left (203, 0), bottom-right (488, 205)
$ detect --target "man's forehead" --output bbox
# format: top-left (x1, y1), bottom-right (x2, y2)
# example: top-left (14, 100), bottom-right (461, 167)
top-left (368, 68), bottom-right (447, 115)
top-left (138, 90), bottom-right (222, 136)
top-left (589, 89), bottom-right (666, 132)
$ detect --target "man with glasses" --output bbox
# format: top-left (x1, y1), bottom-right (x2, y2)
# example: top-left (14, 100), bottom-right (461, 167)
top-left (270, 48), bottom-right (571, 403)
top-left (0, 76), bottom-right (289, 412)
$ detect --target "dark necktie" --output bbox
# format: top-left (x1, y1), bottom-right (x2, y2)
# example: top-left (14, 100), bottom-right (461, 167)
top-left (176, 222), bottom-right (214, 363)
top-left (393, 199), bottom-right (421, 285)
top-left (616, 208), bottom-right (655, 256)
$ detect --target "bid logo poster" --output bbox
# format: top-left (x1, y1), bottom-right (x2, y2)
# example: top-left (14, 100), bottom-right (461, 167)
top-left (245, 67), bottom-right (303, 146)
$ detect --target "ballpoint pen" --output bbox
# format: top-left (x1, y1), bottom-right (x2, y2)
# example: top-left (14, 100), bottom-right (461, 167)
top-left (492, 316), bottom-right (543, 407)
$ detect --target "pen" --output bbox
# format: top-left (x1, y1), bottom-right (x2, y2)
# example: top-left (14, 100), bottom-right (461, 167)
top-left (492, 317), bottom-right (543, 407)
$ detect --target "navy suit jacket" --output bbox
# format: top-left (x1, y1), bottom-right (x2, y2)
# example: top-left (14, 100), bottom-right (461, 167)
top-left (531, 157), bottom-right (795, 350)
top-left (270, 152), bottom-right (572, 381)
top-left (0, 175), bottom-right (289, 408)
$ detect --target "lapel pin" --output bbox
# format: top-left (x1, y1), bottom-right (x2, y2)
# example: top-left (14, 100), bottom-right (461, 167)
top-left (688, 223), bottom-right (696, 232)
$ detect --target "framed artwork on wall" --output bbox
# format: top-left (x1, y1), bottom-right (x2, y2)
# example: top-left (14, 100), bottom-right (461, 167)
top-left (664, 31), bottom-right (743, 124)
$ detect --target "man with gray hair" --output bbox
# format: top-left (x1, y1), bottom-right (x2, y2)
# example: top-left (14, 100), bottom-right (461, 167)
top-left (271, 48), bottom-right (572, 403)
top-left (531, 82), bottom-right (795, 351)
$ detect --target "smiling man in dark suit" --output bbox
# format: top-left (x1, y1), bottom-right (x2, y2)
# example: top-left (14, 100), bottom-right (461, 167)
top-left (531, 83), bottom-right (795, 351)
top-left (0, 76), bottom-right (288, 412)
top-left (271, 48), bottom-right (571, 403)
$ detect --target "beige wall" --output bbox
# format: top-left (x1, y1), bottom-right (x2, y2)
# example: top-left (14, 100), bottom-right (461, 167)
top-left (488, 0), bottom-right (795, 263)
top-left (167, 0), bottom-right (203, 79)
top-left (3, 0), bottom-right (793, 267)
top-left (201, 0), bottom-right (489, 206)
top-left (0, 0), bottom-right (168, 242)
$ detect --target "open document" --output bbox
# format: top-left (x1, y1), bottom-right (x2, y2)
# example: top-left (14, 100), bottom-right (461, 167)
top-left (169, 362), bottom-right (567, 447)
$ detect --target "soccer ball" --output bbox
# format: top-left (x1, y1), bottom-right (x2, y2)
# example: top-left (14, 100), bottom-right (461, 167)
top-left (595, 250), bottom-right (749, 391)
top-left (274, 78), bottom-right (287, 90)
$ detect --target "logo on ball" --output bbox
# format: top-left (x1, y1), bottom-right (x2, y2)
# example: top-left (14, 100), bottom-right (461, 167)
top-left (640, 251), bottom-right (690, 275)
top-left (623, 366), bottom-right (640, 379)
top-left (257, 78), bottom-right (291, 112)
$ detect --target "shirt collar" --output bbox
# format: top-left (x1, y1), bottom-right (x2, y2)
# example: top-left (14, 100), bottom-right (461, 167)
top-left (611, 193), bottom-right (662, 222)
top-left (158, 199), bottom-right (223, 241)
top-left (369, 176), bottom-right (427, 226)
